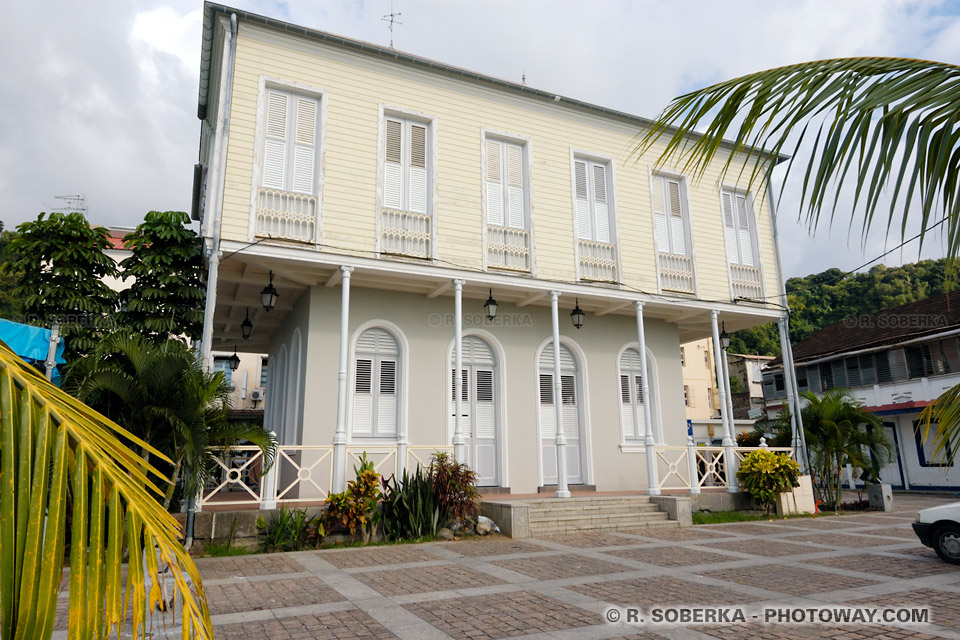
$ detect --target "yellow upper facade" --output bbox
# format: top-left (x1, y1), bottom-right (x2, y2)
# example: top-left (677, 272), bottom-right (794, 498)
top-left (200, 4), bottom-right (783, 307)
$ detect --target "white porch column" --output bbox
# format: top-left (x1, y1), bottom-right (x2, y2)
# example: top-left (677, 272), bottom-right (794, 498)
top-left (453, 279), bottom-right (466, 462)
top-left (634, 301), bottom-right (660, 495)
top-left (720, 343), bottom-right (739, 492)
top-left (332, 266), bottom-right (354, 493)
top-left (550, 291), bottom-right (571, 498)
top-left (779, 315), bottom-right (810, 472)
top-left (261, 430), bottom-right (279, 510)
top-left (777, 318), bottom-right (801, 455)
top-left (710, 311), bottom-right (737, 492)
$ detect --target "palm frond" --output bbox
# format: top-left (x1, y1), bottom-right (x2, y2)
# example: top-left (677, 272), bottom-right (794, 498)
top-left (633, 57), bottom-right (960, 256)
top-left (0, 340), bottom-right (212, 639)
top-left (918, 383), bottom-right (960, 466)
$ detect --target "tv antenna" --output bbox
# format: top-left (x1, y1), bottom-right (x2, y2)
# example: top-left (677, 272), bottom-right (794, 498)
top-left (52, 194), bottom-right (88, 214)
top-left (382, 0), bottom-right (402, 49)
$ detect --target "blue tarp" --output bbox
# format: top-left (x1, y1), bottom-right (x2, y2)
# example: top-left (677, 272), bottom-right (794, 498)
top-left (0, 319), bottom-right (66, 382)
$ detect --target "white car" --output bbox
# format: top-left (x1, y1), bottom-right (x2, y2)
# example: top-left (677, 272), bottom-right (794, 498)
top-left (914, 502), bottom-right (960, 565)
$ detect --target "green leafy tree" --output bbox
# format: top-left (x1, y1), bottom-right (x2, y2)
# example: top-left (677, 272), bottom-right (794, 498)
top-left (2, 212), bottom-right (119, 357)
top-left (636, 56), bottom-right (960, 457)
top-left (119, 211), bottom-right (205, 342)
top-left (0, 222), bottom-right (23, 320)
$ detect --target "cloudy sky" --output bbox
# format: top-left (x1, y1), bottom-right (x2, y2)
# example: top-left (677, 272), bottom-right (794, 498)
top-left (2, 0), bottom-right (959, 279)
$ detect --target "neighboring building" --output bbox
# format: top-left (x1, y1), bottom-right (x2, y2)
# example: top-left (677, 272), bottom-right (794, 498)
top-left (681, 338), bottom-right (717, 421)
top-left (728, 352), bottom-right (774, 419)
top-left (196, 3), bottom-right (792, 496)
top-left (763, 292), bottom-right (960, 490)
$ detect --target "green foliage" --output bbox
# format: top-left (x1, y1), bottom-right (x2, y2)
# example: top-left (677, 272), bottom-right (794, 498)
top-left (257, 507), bottom-right (324, 552)
top-left (736, 430), bottom-right (763, 447)
top-left (0, 222), bottom-right (22, 320)
top-left (118, 211), bottom-right (205, 342)
top-left (3, 212), bottom-right (119, 357)
top-left (729, 374), bottom-right (745, 395)
top-left (381, 467), bottom-right (440, 541)
top-left (325, 453), bottom-right (382, 542)
top-left (918, 382), bottom-right (960, 467)
top-left (736, 450), bottom-right (801, 515)
top-left (429, 452), bottom-right (480, 527)
top-left (728, 259), bottom-right (952, 356)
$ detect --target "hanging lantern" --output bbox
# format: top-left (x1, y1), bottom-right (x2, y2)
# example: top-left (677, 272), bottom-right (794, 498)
top-left (483, 288), bottom-right (499, 321)
top-left (570, 298), bottom-right (585, 330)
top-left (260, 270), bottom-right (279, 312)
top-left (240, 308), bottom-right (253, 341)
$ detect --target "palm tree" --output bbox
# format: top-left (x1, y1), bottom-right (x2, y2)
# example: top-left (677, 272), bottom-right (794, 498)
top-left (800, 389), bottom-right (894, 509)
top-left (64, 332), bottom-right (275, 509)
top-left (634, 57), bottom-right (960, 461)
top-left (0, 339), bottom-right (213, 639)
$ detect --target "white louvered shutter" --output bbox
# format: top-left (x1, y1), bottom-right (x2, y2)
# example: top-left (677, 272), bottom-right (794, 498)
top-left (506, 144), bottom-right (525, 229)
top-left (651, 176), bottom-right (669, 252)
top-left (561, 375), bottom-right (578, 438)
top-left (667, 179), bottom-right (685, 254)
top-left (262, 91), bottom-right (288, 189)
top-left (721, 191), bottom-right (739, 264)
top-left (574, 161), bottom-right (591, 239)
top-left (384, 119), bottom-right (403, 209)
top-left (408, 123), bottom-right (428, 213)
top-left (735, 194), bottom-right (754, 266)
top-left (377, 360), bottom-right (397, 436)
top-left (592, 164), bottom-right (610, 242)
top-left (620, 374), bottom-right (632, 441)
top-left (485, 139), bottom-right (503, 225)
top-left (634, 375), bottom-right (646, 437)
top-left (353, 359), bottom-right (373, 435)
top-left (475, 369), bottom-right (495, 439)
top-left (539, 373), bottom-right (555, 439)
top-left (292, 97), bottom-right (318, 194)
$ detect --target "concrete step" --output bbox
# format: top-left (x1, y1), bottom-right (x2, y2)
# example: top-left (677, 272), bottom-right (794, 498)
top-left (531, 519), bottom-right (680, 536)
top-left (524, 496), bottom-right (652, 505)
top-left (528, 504), bottom-right (661, 517)
top-left (530, 512), bottom-right (669, 527)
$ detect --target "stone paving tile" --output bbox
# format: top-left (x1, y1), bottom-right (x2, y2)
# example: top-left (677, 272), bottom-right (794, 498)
top-left (319, 545), bottom-right (438, 569)
top-left (621, 526), bottom-right (736, 541)
top-left (442, 538), bottom-right (552, 557)
top-left (204, 575), bottom-right (345, 615)
top-left (856, 527), bottom-right (921, 540)
top-left (840, 514), bottom-right (920, 524)
top-left (538, 532), bottom-right (647, 548)
top-left (699, 623), bottom-right (943, 639)
top-left (889, 545), bottom-right (939, 559)
top-left (697, 538), bottom-right (820, 557)
top-left (351, 563), bottom-right (505, 596)
top-left (403, 590), bottom-right (597, 639)
top-left (705, 523), bottom-right (804, 536)
top-left (191, 553), bottom-right (306, 579)
top-left (492, 553), bottom-right (634, 581)
top-left (808, 553), bottom-right (957, 579)
top-left (214, 608), bottom-right (398, 640)
top-left (765, 517), bottom-right (863, 530)
top-left (602, 545), bottom-right (735, 567)
top-left (703, 564), bottom-right (880, 596)
top-left (846, 587), bottom-right (960, 629)
top-left (568, 575), bottom-right (753, 607)
top-left (782, 533), bottom-right (906, 549)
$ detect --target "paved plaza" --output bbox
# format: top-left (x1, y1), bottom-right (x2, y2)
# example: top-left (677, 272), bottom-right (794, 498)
top-left (59, 494), bottom-right (960, 639)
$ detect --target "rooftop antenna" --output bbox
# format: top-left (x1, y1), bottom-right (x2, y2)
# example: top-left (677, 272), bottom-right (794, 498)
top-left (52, 194), bottom-right (87, 214)
top-left (382, 0), bottom-right (402, 49)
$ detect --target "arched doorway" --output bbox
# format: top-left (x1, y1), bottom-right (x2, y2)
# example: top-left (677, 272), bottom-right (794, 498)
top-left (538, 342), bottom-right (584, 485)
top-left (450, 335), bottom-right (500, 486)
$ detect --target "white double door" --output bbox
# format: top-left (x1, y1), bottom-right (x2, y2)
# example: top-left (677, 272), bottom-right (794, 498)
top-left (539, 343), bottom-right (584, 486)
top-left (449, 336), bottom-right (499, 486)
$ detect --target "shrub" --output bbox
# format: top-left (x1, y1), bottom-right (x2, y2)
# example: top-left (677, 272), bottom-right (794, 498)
top-left (325, 453), bottom-right (382, 542)
top-left (736, 450), bottom-right (801, 515)
top-left (736, 430), bottom-right (763, 448)
top-left (430, 452), bottom-right (480, 527)
top-left (381, 467), bottom-right (440, 540)
top-left (257, 506), bottom-right (325, 552)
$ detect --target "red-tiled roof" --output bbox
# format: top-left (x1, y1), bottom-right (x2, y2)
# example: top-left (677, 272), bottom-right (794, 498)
top-left (778, 291), bottom-right (960, 365)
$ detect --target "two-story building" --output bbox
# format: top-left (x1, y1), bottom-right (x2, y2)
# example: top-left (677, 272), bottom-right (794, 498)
top-left (763, 292), bottom-right (960, 490)
top-left (195, 2), bottom-right (797, 501)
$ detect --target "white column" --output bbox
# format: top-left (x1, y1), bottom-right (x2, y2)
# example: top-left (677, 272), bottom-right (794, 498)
top-left (261, 430), bottom-right (279, 510)
top-left (550, 291), bottom-right (571, 498)
top-left (686, 435), bottom-right (701, 494)
top-left (332, 266), bottom-right (353, 493)
top-left (453, 279), bottom-right (466, 462)
top-left (720, 344), bottom-right (739, 492)
top-left (710, 311), bottom-right (736, 492)
top-left (634, 301), bottom-right (659, 495)
top-left (777, 317), bottom-right (802, 457)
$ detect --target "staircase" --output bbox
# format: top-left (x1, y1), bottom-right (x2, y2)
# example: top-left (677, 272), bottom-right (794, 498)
top-left (482, 494), bottom-right (683, 538)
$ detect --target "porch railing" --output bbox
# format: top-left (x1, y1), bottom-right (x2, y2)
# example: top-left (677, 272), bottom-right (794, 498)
top-left (381, 209), bottom-right (432, 259)
top-left (487, 225), bottom-right (531, 272)
top-left (198, 444), bottom-right (453, 509)
top-left (256, 187), bottom-right (318, 243)
top-left (578, 239), bottom-right (618, 282)
top-left (657, 252), bottom-right (695, 294)
top-left (730, 263), bottom-right (763, 300)
top-left (653, 442), bottom-right (795, 491)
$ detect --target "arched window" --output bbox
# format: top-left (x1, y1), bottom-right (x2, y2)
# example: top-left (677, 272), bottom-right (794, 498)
top-left (619, 347), bottom-right (657, 442)
top-left (353, 327), bottom-right (400, 438)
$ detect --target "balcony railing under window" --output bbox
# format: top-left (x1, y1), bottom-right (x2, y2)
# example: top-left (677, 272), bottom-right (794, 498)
top-left (487, 225), bottom-right (530, 272)
top-left (657, 252), bottom-right (695, 294)
top-left (381, 208), bottom-right (432, 259)
top-left (256, 188), bottom-right (318, 243)
top-left (730, 263), bottom-right (763, 300)
top-left (578, 239), bottom-right (618, 282)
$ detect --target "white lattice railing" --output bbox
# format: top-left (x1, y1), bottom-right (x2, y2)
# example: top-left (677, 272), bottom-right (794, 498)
top-left (381, 209), bottom-right (432, 258)
top-left (730, 263), bottom-right (763, 300)
top-left (657, 252), bottom-right (696, 294)
top-left (198, 444), bottom-right (453, 509)
top-left (256, 188), bottom-right (318, 243)
top-left (653, 443), bottom-right (795, 491)
top-left (578, 239), bottom-right (618, 282)
top-left (487, 225), bottom-right (531, 272)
